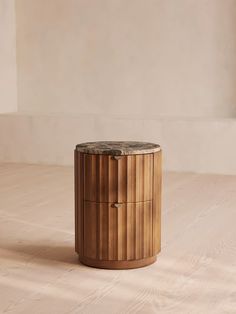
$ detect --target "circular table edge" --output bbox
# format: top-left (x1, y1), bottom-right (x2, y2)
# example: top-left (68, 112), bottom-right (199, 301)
top-left (75, 142), bottom-right (161, 156)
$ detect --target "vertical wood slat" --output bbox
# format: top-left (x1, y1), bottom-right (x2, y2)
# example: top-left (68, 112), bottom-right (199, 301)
top-left (108, 156), bottom-right (118, 202)
top-left (135, 155), bottom-right (144, 202)
top-left (82, 201), bottom-right (153, 261)
top-left (96, 155), bottom-right (101, 202)
top-left (153, 151), bottom-right (162, 255)
top-left (118, 156), bottom-right (128, 203)
top-left (83, 201), bottom-right (97, 259)
top-left (108, 205), bottom-right (118, 260)
top-left (83, 154), bottom-right (153, 202)
top-left (74, 150), bottom-right (78, 253)
top-left (117, 204), bottom-right (127, 260)
top-left (135, 203), bottom-right (143, 259)
top-left (143, 201), bottom-right (152, 258)
top-left (144, 154), bottom-right (153, 201)
top-left (127, 156), bottom-right (136, 203)
top-left (126, 203), bottom-right (135, 260)
top-left (74, 152), bottom-right (85, 256)
top-left (101, 155), bottom-right (109, 202)
top-left (99, 203), bottom-right (109, 260)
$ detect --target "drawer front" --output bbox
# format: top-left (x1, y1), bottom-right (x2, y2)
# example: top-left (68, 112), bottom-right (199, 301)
top-left (82, 200), bottom-right (160, 261)
top-left (83, 153), bottom-right (153, 202)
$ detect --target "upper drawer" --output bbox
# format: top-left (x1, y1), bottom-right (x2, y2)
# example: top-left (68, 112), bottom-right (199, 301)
top-left (82, 153), bottom-right (153, 202)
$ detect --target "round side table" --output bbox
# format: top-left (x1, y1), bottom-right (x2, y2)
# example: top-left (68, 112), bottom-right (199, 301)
top-left (74, 141), bottom-right (162, 269)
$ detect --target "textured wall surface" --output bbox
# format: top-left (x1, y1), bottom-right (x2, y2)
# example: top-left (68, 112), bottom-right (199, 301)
top-left (0, 0), bottom-right (17, 113)
top-left (1, 1), bottom-right (236, 173)
top-left (16, 0), bottom-right (236, 117)
top-left (1, 113), bottom-right (236, 174)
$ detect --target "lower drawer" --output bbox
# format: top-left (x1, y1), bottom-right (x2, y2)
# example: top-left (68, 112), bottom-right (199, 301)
top-left (80, 200), bottom-right (160, 261)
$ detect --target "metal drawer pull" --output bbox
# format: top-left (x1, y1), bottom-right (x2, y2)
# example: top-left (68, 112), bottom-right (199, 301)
top-left (112, 203), bottom-right (122, 208)
top-left (112, 156), bottom-right (122, 160)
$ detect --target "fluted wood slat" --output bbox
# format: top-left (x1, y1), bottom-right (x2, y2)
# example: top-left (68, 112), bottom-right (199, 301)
top-left (83, 154), bottom-right (153, 203)
top-left (118, 156), bottom-right (128, 203)
top-left (82, 201), bottom-right (153, 261)
top-left (144, 153), bottom-right (153, 201)
top-left (135, 202), bottom-right (142, 260)
top-left (135, 155), bottom-right (143, 201)
top-left (84, 201), bottom-right (97, 259)
top-left (143, 201), bottom-right (152, 258)
top-left (153, 151), bottom-right (162, 255)
top-left (127, 156), bottom-right (136, 203)
top-left (74, 150), bottom-right (78, 253)
top-left (74, 151), bottom-right (85, 256)
top-left (108, 156), bottom-right (118, 203)
top-left (99, 203), bottom-right (109, 260)
top-left (108, 205), bottom-right (117, 260)
top-left (126, 203), bottom-right (135, 260)
top-left (101, 155), bottom-right (109, 202)
top-left (117, 204), bottom-right (127, 260)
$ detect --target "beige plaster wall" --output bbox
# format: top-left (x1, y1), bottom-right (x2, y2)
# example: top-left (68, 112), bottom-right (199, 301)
top-left (0, 0), bottom-right (17, 113)
top-left (1, 113), bottom-right (236, 174)
top-left (16, 0), bottom-right (236, 117)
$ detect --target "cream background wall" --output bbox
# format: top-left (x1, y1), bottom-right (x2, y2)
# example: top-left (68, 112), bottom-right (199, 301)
top-left (0, 0), bottom-right (236, 173)
top-left (16, 0), bottom-right (236, 118)
top-left (1, 113), bottom-right (236, 174)
top-left (0, 0), bottom-right (17, 113)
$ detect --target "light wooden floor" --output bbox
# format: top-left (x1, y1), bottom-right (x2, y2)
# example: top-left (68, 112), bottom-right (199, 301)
top-left (0, 163), bottom-right (235, 314)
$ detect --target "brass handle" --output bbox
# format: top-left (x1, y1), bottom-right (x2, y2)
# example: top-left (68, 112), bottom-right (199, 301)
top-left (112, 203), bottom-right (122, 208)
top-left (112, 156), bottom-right (122, 160)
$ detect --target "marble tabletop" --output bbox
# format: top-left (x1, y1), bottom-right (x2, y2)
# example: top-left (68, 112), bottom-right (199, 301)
top-left (75, 141), bottom-right (161, 155)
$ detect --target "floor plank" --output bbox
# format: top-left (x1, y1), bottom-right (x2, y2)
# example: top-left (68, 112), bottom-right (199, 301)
top-left (0, 163), bottom-right (235, 313)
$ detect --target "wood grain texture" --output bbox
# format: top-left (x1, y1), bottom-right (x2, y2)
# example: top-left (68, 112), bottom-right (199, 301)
top-left (75, 151), bottom-right (161, 269)
top-left (153, 150), bottom-right (162, 254)
top-left (83, 154), bottom-right (153, 202)
top-left (74, 151), bottom-right (84, 256)
top-left (1, 163), bottom-right (236, 313)
top-left (74, 150), bottom-right (78, 252)
top-left (82, 201), bottom-right (153, 262)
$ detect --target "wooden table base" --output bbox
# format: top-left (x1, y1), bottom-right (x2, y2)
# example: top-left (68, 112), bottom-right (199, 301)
top-left (79, 255), bottom-right (157, 270)
top-left (75, 142), bottom-right (162, 270)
